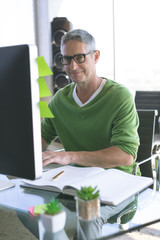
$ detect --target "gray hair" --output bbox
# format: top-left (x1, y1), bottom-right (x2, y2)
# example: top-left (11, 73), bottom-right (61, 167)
top-left (60, 29), bottom-right (96, 52)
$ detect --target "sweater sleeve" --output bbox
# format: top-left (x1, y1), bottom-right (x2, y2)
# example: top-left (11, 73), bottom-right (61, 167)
top-left (41, 117), bottom-right (57, 145)
top-left (110, 88), bottom-right (140, 159)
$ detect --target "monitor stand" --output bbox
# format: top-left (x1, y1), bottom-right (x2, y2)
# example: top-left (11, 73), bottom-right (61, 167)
top-left (0, 179), bottom-right (15, 191)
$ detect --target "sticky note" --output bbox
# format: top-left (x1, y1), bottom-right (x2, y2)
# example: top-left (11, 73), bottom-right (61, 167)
top-left (34, 204), bottom-right (48, 215)
top-left (39, 101), bottom-right (54, 118)
top-left (28, 204), bottom-right (48, 216)
top-left (38, 78), bottom-right (52, 98)
top-left (28, 206), bottom-right (37, 216)
top-left (36, 57), bottom-right (53, 77)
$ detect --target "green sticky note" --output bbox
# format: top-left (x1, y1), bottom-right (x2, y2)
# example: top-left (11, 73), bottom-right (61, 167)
top-left (34, 204), bottom-right (48, 215)
top-left (39, 101), bottom-right (54, 118)
top-left (36, 57), bottom-right (53, 77)
top-left (38, 78), bottom-right (52, 98)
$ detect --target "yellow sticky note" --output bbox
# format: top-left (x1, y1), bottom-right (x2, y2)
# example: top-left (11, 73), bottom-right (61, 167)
top-left (38, 78), bottom-right (52, 98)
top-left (39, 101), bottom-right (54, 118)
top-left (36, 57), bottom-right (53, 77)
top-left (34, 204), bottom-right (48, 215)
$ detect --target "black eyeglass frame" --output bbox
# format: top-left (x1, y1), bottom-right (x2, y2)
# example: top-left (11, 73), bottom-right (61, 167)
top-left (59, 51), bottom-right (95, 65)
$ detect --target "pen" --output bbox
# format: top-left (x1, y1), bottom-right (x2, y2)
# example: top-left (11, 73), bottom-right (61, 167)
top-left (52, 171), bottom-right (64, 180)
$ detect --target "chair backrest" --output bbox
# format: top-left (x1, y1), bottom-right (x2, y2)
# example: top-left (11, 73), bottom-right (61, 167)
top-left (136, 109), bottom-right (157, 179)
top-left (135, 91), bottom-right (160, 134)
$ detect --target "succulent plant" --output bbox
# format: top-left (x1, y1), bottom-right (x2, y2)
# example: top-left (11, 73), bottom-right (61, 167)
top-left (44, 198), bottom-right (62, 215)
top-left (76, 186), bottom-right (99, 201)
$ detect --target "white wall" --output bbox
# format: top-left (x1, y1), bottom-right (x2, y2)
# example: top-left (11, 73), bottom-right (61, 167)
top-left (0, 0), bottom-right (53, 96)
top-left (34, 0), bottom-right (53, 96)
top-left (0, 0), bottom-right (35, 47)
top-left (0, 0), bottom-right (51, 65)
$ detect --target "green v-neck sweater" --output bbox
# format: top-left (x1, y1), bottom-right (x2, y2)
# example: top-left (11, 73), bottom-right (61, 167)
top-left (41, 79), bottom-right (140, 174)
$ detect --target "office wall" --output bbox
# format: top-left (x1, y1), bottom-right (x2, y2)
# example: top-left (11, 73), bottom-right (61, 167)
top-left (0, 0), bottom-right (53, 96)
top-left (0, 0), bottom-right (35, 47)
top-left (34, 0), bottom-right (53, 96)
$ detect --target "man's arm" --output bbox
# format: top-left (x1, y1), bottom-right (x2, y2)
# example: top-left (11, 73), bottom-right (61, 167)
top-left (42, 146), bottom-right (134, 168)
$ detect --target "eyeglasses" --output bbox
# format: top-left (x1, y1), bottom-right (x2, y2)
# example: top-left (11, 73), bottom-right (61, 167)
top-left (59, 51), bottom-right (94, 65)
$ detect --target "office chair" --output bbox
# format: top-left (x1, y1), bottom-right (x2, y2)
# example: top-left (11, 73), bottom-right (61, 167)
top-left (133, 109), bottom-right (160, 191)
top-left (135, 91), bottom-right (160, 134)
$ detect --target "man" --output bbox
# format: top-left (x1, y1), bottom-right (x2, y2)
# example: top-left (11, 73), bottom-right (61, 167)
top-left (42, 29), bottom-right (139, 175)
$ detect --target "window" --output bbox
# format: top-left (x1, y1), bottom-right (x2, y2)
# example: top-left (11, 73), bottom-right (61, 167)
top-left (114, 0), bottom-right (160, 92)
top-left (49, 0), bottom-right (114, 79)
top-left (49, 0), bottom-right (160, 92)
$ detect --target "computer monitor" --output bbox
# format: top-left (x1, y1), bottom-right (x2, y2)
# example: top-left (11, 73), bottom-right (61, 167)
top-left (0, 44), bottom-right (42, 190)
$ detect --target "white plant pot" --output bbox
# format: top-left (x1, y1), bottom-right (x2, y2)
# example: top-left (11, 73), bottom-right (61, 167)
top-left (40, 211), bottom-right (66, 233)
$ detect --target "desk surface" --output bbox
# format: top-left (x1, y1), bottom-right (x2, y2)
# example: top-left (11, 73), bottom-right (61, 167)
top-left (0, 174), bottom-right (160, 240)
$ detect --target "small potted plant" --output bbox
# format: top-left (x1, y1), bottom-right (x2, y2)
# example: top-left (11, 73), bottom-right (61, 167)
top-left (40, 198), bottom-right (66, 233)
top-left (75, 186), bottom-right (100, 221)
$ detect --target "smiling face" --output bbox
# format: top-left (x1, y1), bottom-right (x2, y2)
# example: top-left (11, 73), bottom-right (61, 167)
top-left (61, 40), bottom-right (100, 86)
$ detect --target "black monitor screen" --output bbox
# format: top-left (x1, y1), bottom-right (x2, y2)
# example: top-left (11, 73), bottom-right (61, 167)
top-left (0, 44), bottom-right (42, 182)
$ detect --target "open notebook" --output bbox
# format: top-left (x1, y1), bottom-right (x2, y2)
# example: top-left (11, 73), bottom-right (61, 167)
top-left (21, 165), bottom-right (153, 206)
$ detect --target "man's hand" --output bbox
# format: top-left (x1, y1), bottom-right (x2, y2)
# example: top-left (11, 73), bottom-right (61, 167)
top-left (42, 151), bottom-right (70, 167)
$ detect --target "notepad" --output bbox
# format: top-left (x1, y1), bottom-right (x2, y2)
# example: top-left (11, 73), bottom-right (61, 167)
top-left (21, 165), bottom-right (153, 206)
